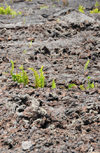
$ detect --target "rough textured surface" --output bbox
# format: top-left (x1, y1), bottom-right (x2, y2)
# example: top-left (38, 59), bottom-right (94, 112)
top-left (0, 0), bottom-right (100, 153)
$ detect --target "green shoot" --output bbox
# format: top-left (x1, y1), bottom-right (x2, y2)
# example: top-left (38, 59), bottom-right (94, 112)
top-left (84, 59), bottom-right (90, 71)
top-left (90, 8), bottom-right (100, 14)
top-left (95, 1), bottom-right (100, 7)
top-left (78, 5), bottom-right (85, 13)
top-left (86, 76), bottom-right (95, 89)
top-left (29, 41), bottom-right (32, 48)
top-left (51, 79), bottom-right (56, 89)
top-left (29, 66), bottom-right (45, 88)
top-left (0, 4), bottom-right (21, 17)
top-left (40, 5), bottom-right (49, 10)
top-left (39, 66), bottom-right (45, 88)
top-left (10, 61), bottom-right (29, 85)
top-left (68, 83), bottom-right (77, 89)
top-left (79, 84), bottom-right (85, 90)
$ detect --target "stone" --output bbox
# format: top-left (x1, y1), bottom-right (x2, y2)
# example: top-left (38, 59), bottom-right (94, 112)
top-left (22, 140), bottom-right (33, 151)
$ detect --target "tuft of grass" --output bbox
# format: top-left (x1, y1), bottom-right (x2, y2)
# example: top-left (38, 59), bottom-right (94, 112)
top-left (51, 79), bottom-right (56, 89)
top-left (29, 66), bottom-right (45, 88)
top-left (10, 60), bottom-right (29, 86)
top-left (0, 4), bottom-right (21, 17)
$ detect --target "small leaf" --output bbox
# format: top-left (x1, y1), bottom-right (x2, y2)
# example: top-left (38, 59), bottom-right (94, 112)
top-left (52, 79), bottom-right (56, 89)
top-left (84, 59), bottom-right (90, 71)
top-left (78, 5), bottom-right (85, 13)
top-left (68, 83), bottom-right (77, 89)
top-left (79, 84), bottom-right (85, 90)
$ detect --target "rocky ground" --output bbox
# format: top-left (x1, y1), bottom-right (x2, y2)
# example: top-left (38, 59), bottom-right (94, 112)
top-left (0, 0), bottom-right (100, 152)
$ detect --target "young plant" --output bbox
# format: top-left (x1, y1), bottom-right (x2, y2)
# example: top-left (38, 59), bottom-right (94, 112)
top-left (95, 1), bottom-right (100, 7)
top-left (78, 5), bottom-right (85, 13)
top-left (84, 59), bottom-right (90, 71)
top-left (90, 8), bottom-right (100, 14)
top-left (83, 60), bottom-right (95, 90)
top-left (40, 5), bottom-right (49, 10)
top-left (0, 4), bottom-right (21, 17)
top-left (29, 40), bottom-right (32, 48)
top-left (79, 84), bottom-right (85, 91)
top-left (29, 66), bottom-right (45, 88)
top-left (68, 83), bottom-right (77, 89)
top-left (51, 79), bottom-right (56, 89)
top-left (86, 76), bottom-right (95, 89)
top-left (10, 60), bottom-right (29, 86)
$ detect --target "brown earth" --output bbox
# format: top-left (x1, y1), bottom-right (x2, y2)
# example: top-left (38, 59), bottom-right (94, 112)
top-left (0, 0), bottom-right (100, 153)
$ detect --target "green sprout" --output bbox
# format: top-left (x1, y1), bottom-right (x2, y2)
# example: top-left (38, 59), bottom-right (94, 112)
top-left (78, 5), bottom-right (85, 13)
top-left (40, 5), bottom-right (49, 10)
top-left (29, 66), bottom-right (45, 88)
top-left (84, 59), bottom-right (90, 71)
top-left (90, 8), bottom-right (100, 14)
top-left (68, 83), bottom-right (77, 89)
top-left (29, 40), bottom-right (32, 48)
top-left (51, 79), bottom-right (56, 89)
top-left (86, 76), bottom-right (95, 89)
top-left (0, 4), bottom-right (21, 17)
top-left (90, 1), bottom-right (100, 14)
top-left (10, 60), bottom-right (29, 86)
top-left (79, 84), bottom-right (85, 91)
top-left (95, 1), bottom-right (100, 7)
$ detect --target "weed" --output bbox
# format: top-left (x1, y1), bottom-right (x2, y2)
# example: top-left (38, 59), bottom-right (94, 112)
top-left (29, 40), bottom-right (32, 48)
top-left (0, 4), bottom-right (21, 17)
top-left (10, 60), bottom-right (29, 86)
top-left (68, 83), bottom-right (77, 89)
top-left (51, 79), bottom-right (56, 89)
top-left (86, 76), bottom-right (95, 89)
top-left (84, 59), bottom-right (90, 71)
top-left (29, 66), bottom-right (45, 88)
top-left (90, 8), bottom-right (100, 14)
top-left (78, 5), bottom-right (85, 13)
top-left (79, 84), bottom-right (85, 90)
top-left (40, 5), bottom-right (49, 10)
top-left (95, 1), bottom-right (100, 7)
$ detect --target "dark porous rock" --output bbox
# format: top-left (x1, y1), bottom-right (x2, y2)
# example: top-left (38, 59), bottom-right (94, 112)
top-left (22, 140), bottom-right (33, 151)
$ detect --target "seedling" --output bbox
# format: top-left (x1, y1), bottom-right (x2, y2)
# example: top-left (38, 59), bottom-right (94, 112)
top-left (79, 84), bottom-right (85, 90)
top-left (40, 5), bottom-right (49, 10)
top-left (90, 8), bottom-right (100, 14)
top-left (0, 4), bottom-right (21, 17)
top-left (29, 40), bottom-right (32, 48)
top-left (84, 59), bottom-right (90, 71)
top-left (51, 79), bottom-right (56, 89)
top-left (68, 83), bottom-right (77, 89)
top-left (95, 1), bottom-right (100, 7)
top-left (10, 60), bottom-right (29, 86)
top-left (86, 76), bottom-right (95, 89)
top-left (79, 59), bottom-right (95, 90)
top-left (29, 66), bottom-right (45, 88)
top-left (78, 5), bottom-right (85, 13)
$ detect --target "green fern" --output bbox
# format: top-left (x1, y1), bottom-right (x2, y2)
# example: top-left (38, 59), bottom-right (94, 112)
top-left (10, 61), bottom-right (28, 85)
top-left (84, 59), bottom-right (90, 71)
top-left (78, 5), bottom-right (85, 13)
top-left (68, 83), bottom-right (77, 89)
top-left (29, 66), bottom-right (45, 88)
top-left (0, 4), bottom-right (21, 17)
top-left (51, 79), bottom-right (56, 89)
